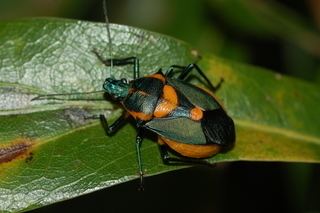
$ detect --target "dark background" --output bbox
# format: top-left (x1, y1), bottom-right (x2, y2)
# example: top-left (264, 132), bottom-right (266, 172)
top-left (1, 0), bottom-right (320, 212)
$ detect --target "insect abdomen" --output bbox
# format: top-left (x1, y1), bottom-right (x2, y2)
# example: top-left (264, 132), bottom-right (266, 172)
top-left (158, 137), bottom-right (221, 158)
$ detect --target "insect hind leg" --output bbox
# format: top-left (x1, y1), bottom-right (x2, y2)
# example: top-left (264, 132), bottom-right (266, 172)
top-left (158, 144), bottom-right (215, 167)
top-left (166, 64), bottom-right (223, 92)
top-left (92, 50), bottom-right (140, 80)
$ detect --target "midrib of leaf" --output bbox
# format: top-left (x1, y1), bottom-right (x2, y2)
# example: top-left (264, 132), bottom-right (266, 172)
top-left (18, 117), bottom-right (320, 164)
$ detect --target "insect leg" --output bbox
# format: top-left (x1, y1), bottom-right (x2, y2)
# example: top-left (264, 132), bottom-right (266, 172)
top-left (158, 144), bottom-right (215, 167)
top-left (165, 65), bottom-right (185, 78)
top-left (92, 50), bottom-right (140, 79)
top-left (167, 64), bottom-right (223, 92)
top-left (99, 114), bottom-right (128, 136)
top-left (136, 129), bottom-right (144, 190)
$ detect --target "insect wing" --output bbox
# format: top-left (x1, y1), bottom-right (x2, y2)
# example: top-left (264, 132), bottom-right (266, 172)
top-left (144, 117), bottom-right (207, 145)
top-left (143, 76), bottom-right (235, 146)
top-left (167, 78), bottom-right (221, 111)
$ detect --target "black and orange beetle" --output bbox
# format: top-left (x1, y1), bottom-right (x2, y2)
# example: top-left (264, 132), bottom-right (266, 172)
top-left (93, 50), bottom-right (235, 188)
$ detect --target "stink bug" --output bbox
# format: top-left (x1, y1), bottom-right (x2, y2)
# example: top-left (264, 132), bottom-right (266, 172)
top-left (33, 1), bottom-right (235, 190)
top-left (93, 3), bottom-right (234, 189)
top-left (93, 51), bottom-right (235, 188)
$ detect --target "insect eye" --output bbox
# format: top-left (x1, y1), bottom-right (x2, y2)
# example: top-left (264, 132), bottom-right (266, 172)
top-left (121, 78), bottom-right (127, 83)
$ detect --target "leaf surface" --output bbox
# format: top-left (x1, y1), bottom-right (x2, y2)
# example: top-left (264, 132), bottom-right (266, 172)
top-left (0, 18), bottom-right (319, 212)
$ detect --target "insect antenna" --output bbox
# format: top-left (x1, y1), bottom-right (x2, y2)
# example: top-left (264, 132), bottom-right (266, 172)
top-left (103, 0), bottom-right (114, 78)
top-left (32, 2), bottom-right (114, 103)
top-left (31, 90), bottom-right (105, 101)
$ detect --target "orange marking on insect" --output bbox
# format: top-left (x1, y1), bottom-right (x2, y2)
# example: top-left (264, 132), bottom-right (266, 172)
top-left (147, 73), bottom-right (166, 83)
top-left (190, 107), bottom-right (203, 121)
top-left (159, 137), bottom-right (221, 158)
top-left (129, 111), bottom-right (153, 121)
top-left (157, 138), bottom-right (165, 145)
top-left (0, 138), bottom-right (34, 164)
top-left (128, 88), bottom-right (136, 94)
top-left (163, 85), bottom-right (178, 105)
top-left (154, 100), bottom-right (176, 118)
top-left (137, 90), bottom-right (148, 96)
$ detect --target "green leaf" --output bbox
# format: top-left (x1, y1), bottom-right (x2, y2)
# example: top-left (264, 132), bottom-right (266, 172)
top-left (0, 18), bottom-right (319, 212)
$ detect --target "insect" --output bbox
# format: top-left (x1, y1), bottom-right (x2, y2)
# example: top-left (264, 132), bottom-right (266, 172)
top-left (33, 1), bottom-right (235, 190)
top-left (91, 1), bottom-right (236, 190)
top-left (93, 56), bottom-right (235, 189)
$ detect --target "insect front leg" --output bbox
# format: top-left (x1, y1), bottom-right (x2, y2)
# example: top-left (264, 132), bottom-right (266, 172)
top-left (166, 64), bottom-right (223, 92)
top-left (99, 113), bottom-right (128, 136)
top-left (92, 50), bottom-right (140, 80)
